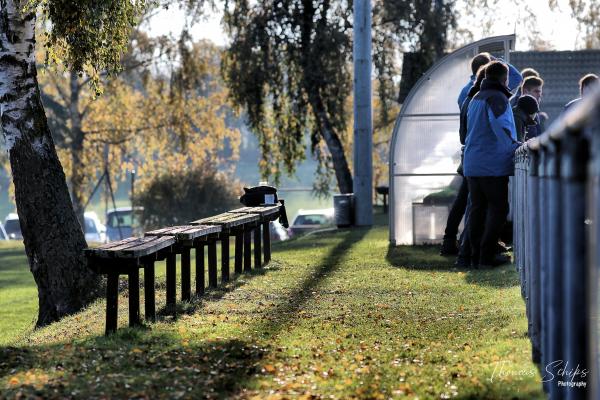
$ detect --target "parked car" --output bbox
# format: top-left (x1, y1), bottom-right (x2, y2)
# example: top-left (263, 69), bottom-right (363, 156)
top-left (5, 211), bottom-right (107, 242)
top-left (0, 222), bottom-right (8, 241)
top-left (288, 208), bottom-right (334, 237)
top-left (84, 211), bottom-right (107, 243)
top-left (106, 207), bottom-right (143, 242)
top-left (270, 220), bottom-right (289, 242)
top-left (4, 213), bottom-right (22, 240)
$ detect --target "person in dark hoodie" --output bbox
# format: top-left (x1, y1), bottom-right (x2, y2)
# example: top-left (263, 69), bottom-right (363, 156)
top-left (464, 61), bottom-right (521, 267)
top-left (513, 95), bottom-right (540, 142)
top-left (441, 65), bottom-right (489, 256)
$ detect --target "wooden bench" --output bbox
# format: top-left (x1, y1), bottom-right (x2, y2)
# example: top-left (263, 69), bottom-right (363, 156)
top-left (191, 212), bottom-right (260, 280)
top-left (85, 235), bottom-right (176, 335)
top-left (145, 224), bottom-right (221, 302)
top-left (85, 206), bottom-right (281, 336)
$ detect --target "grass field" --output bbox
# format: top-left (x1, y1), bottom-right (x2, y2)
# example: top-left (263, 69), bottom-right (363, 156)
top-left (0, 219), bottom-right (543, 399)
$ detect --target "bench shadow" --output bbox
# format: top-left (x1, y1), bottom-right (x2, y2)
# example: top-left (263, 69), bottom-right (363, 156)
top-left (385, 244), bottom-right (519, 289)
top-left (0, 228), bottom-right (370, 398)
top-left (152, 264), bottom-right (282, 321)
top-left (252, 227), bottom-right (371, 336)
top-left (0, 331), bottom-right (265, 399)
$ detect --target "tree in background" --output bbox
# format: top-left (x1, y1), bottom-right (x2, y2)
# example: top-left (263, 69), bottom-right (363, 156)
top-left (0, 0), bottom-right (146, 326)
top-left (40, 27), bottom-right (240, 219)
top-left (136, 165), bottom-right (241, 230)
top-left (222, 0), bottom-right (458, 194)
top-left (565, 0), bottom-right (600, 48)
top-left (223, 0), bottom-right (354, 194)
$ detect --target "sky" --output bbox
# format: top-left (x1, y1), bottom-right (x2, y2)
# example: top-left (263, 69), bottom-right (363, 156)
top-left (150, 0), bottom-right (583, 51)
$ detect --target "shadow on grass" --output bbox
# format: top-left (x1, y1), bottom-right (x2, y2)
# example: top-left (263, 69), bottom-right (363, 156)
top-left (154, 264), bottom-right (281, 321)
top-left (385, 244), bottom-right (519, 289)
top-left (0, 227), bottom-right (370, 398)
top-left (252, 227), bottom-right (370, 336)
top-left (0, 332), bottom-right (265, 399)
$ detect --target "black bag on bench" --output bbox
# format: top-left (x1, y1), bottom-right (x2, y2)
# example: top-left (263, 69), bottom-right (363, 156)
top-left (240, 185), bottom-right (289, 228)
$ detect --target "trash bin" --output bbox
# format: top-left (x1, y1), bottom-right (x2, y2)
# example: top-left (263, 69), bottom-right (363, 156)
top-left (334, 193), bottom-right (354, 227)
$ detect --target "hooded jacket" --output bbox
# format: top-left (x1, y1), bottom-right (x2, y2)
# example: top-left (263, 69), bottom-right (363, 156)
top-left (457, 59), bottom-right (523, 108)
top-left (512, 106), bottom-right (537, 142)
top-left (463, 78), bottom-right (520, 177)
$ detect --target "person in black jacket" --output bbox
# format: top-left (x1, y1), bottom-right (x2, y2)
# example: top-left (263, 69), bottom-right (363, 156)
top-left (513, 95), bottom-right (539, 142)
top-left (440, 65), bottom-right (488, 256)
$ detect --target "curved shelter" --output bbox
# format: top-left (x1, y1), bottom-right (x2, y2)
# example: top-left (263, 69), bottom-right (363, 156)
top-left (389, 35), bottom-right (516, 245)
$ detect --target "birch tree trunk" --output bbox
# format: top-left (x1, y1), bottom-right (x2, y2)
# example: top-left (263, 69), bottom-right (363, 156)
top-left (0, 1), bottom-right (100, 327)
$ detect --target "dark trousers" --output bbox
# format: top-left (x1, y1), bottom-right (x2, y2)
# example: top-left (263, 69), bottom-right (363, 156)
top-left (443, 177), bottom-right (469, 240)
top-left (467, 176), bottom-right (509, 263)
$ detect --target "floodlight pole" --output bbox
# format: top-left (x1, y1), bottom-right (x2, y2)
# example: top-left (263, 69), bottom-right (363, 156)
top-left (353, 0), bottom-right (373, 226)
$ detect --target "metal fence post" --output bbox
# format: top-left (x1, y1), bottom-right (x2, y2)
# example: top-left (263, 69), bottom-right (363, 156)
top-left (529, 148), bottom-right (542, 364)
top-left (587, 120), bottom-right (600, 400)
top-left (546, 139), bottom-right (564, 398)
top-left (561, 131), bottom-right (589, 400)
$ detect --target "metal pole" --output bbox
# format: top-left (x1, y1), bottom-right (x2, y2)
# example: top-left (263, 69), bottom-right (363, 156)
top-left (546, 140), bottom-right (564, 399)
top-left (561, 133), bottom-right (589, 400)
top-left (352, 0), bottom-right (373, 226)
top-left (587, 123), bottom-right (600, 400)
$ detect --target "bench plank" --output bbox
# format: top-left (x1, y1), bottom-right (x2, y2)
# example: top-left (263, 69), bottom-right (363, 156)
top-left (146, 224), bottom-right (221, 241)
top-left (228, 206), bottom-right (280, 221)
top-left (117, 236), bottom-right (175, 258)
top-left (190, 213), bottom-right (259, 229)
top-left (86, 236), bottom-right (175, 259)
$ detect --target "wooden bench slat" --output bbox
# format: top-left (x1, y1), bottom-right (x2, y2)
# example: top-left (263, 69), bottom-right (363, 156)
top-left (146, 224), bottom-right (222, 241)
top-left (116, 236), bottom-right (175, 258)
top-left (90, 237), bottom-right (139, 251)
top-left (228, 206), bottom-right (280, 222)
top-left (190, 213), bottom-right (259, 228)
top-left (86, 236), bottom-right (175, 259)
top-left (88, 237), bottom-right (150, 258)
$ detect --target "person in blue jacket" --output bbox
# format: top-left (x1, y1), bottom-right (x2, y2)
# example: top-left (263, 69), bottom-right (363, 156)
top-left (440, 65), bottom-right (489, 257)
top-left (463, 61), bottom-right (521, 267)
top-left (457, 52), bottom-right (523, 109)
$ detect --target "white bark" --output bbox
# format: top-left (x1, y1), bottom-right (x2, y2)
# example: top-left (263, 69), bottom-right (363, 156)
top-left (0, 1), bottom-right (36, 152)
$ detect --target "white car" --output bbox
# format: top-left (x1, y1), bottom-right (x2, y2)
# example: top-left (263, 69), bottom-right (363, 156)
top-left (4, 213), bottom-right (22, 240)
top-left (84, 211), bottom-right (107, 243)
top-left (289, 208), bottom-right (335, 237)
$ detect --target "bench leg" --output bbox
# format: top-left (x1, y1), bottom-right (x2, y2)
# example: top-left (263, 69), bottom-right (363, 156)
top-left (262, 221), bottom-right (271, 264)
top-left (221, 233), bottom-right (230, 283)
top-left (181, 248), bottom-right (191, 302)
top-left (166, 253), bottom-right (177, 312)
top-left (106, 272), bottom-right (119, 335)
top-left (208, 240), bottom-right (218, 288)
top-left (244, 228), bottom-right (252, 272)
top-left (144, 261), bottom-right (156, 322)
top-left (195, 244), bottom-right (205, 295)
top-left (128, 269), bottom-right (140, 327)
top-left (254, 224), bottom-right (262, 268)
top-left (234, 231), bottom-right (243, 274)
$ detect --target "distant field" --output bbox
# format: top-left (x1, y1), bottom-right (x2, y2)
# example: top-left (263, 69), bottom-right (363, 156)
top-left (0, 242), bottom-right (36, 345)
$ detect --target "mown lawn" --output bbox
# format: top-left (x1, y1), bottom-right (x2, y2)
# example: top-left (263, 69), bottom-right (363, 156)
top-left (0, 222), bottom-right (543, 399)
top-left (0, 242), bottom-right (37, 346)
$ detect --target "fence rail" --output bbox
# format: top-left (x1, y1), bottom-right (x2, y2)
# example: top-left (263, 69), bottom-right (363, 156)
top-left (513, 86), bottom-right (600, 399)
